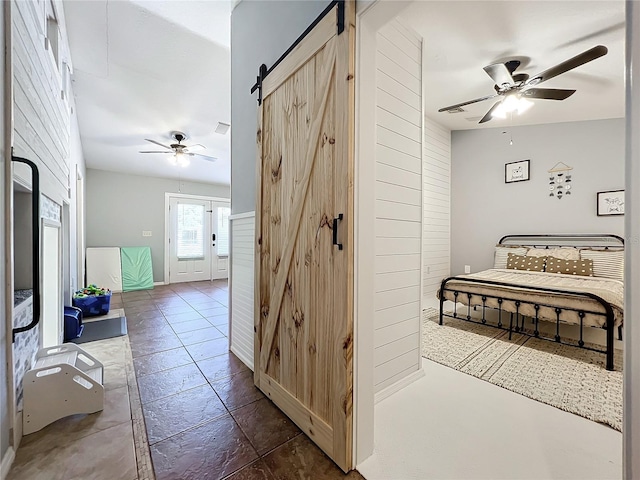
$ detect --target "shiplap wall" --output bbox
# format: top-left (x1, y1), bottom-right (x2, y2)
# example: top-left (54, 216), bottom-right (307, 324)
top-left (11, 0), bottom-right (82, 416)
top-left (229, 213), bottom-right (255, 370)
top-left (13, 0), bottom-right (71, 203)
top-left (374, 19), bottom-right (423, 394)
top-left (423, 118), bottom-right (451, 305)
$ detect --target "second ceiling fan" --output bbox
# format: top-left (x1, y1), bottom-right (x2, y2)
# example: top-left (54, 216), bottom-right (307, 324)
top-left (139, 131), bottom-right (217, 166)
top-left (438, 45), bottom-right (608, 124)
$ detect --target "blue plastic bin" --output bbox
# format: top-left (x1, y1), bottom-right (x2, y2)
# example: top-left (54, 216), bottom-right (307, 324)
top-left (64, 306), bottom-right (84, 341)
top-left (72, 292), bottom-right (112, 317)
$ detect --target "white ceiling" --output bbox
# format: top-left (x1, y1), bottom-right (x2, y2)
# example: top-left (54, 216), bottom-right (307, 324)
top-left (401, 1), bottom-right (625, 131)
top-left (63, 0), bottom-right (625, 183)
top-left (64, 0), bottom-right (231, 185)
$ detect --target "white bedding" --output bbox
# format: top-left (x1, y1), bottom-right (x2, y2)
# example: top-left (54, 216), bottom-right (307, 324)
top-left (440, 269), bottom-right (623, 328)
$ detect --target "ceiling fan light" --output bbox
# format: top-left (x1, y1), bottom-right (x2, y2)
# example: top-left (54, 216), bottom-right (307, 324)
top-left (492, 102), bottom-right (508, 119)
top-left (168, 155), bottom-right (178, 166)
top-left (176, 154), bottom-right (190, 167)
top-left (517, 98), bottom-right (534, 115)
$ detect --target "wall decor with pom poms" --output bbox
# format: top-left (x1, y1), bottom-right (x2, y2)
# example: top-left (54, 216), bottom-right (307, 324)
top-left (548, 162), bottom-right (573, 199)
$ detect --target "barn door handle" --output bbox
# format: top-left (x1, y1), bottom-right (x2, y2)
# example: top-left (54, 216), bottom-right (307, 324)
top-left (333, 214), bottom-right (343, 250)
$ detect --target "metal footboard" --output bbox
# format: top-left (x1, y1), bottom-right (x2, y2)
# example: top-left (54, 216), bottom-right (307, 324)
top-left (438, 276), bottom-right (616, 371)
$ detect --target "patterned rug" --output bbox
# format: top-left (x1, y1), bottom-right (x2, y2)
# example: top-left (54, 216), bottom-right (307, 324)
top-left (422, 308), bottom-right (623, 431)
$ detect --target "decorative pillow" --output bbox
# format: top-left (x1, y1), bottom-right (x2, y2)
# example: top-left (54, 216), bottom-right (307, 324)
top-left (525, 247), bottom-right (579, 260)
top-left (526, 248), bottom-right (549, 258)
top-left (547, 247), bottom-right (581, 261)
top-left (580, 249), bottom-right (624, 281)
top-left (546, 256), bottom-right (594, 276)
top-left (506, 253), bottom-right (546, 272)
top-left (495, 246), bottom-right (528, 269)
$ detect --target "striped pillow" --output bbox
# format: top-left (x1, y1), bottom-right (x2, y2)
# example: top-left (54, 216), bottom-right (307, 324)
top-left (507, 253), bottom-right (546, 272)
top-left (546, 257), bottom-right (594, 276)
top-left (494, 246), bottom-right (528, 269)
top-left (580, 249), bottom-right (624, 281)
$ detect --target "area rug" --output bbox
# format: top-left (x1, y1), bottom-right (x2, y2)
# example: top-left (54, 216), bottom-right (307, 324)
top-left (422, 308), bottom-right (623, 431)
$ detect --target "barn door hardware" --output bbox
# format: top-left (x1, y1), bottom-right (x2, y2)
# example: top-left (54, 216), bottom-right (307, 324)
top-left (250, 0), bottom-right (346, 105)
top-left (11, 154), bottom-right (41, 342)
top-left (333, 213), bottom-right (344, 250)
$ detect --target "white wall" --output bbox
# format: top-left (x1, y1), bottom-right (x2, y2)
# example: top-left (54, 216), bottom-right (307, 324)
top-left (422, 117), bottom-right (451, 306)
top-left (229, 213), bottom-right (255, 370)
top-left (373, 19), bottom-right (422, 394)
top-left (85, 168), bottom-right (230, 282)
top-left (0, 0), bottom-right (8, 469)
top-left (230, 0), bottom-right (330, 214)
top-left (451, 118), bottom-right (625, 276)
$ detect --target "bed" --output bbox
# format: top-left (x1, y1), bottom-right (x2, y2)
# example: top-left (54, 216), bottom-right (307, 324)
top-left (438, 234), bottom-right (624, 371)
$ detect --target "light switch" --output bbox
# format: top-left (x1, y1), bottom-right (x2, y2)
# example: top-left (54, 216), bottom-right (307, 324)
top-left (464, 265), bottom-right (471, 274)
top-left (142, 231), bottom-right (152, 237)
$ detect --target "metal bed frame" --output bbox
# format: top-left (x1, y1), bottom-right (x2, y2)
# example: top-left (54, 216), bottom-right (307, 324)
top-left (438, 234), bottom-right (624, 371)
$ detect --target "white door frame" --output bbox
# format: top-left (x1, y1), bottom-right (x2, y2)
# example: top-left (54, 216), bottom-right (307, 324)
top-left (354, 0), bottom-right (417, 466)
top-left (164, 192), bottom-right (230, 284)
top-left (625, 3), bottom-right (640, 477)
top-left (41, 217), bottom-right (62, 348)
top-left (76, 167), bottom-right (85, 289)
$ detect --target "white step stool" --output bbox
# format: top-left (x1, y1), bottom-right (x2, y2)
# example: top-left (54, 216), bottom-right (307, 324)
top-left (23, 343), bottom-right (105, 435)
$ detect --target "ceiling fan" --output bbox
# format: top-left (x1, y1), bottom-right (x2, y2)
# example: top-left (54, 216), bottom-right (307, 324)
top-left (438, 45), bottom-right (608, 124)
top-left (139, 131), bottom-right (217, 167)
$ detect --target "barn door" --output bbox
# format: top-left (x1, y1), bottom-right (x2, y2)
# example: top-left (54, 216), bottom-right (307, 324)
top-left (254, 2), bottom-right (354, 472)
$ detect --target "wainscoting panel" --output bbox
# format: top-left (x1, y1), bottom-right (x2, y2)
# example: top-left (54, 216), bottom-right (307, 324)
top-left (229, 213), bottom-right (255, 370)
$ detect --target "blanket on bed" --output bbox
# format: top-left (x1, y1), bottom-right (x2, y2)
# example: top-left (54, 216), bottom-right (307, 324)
top-left (439, 269), bottom-right (623, 328)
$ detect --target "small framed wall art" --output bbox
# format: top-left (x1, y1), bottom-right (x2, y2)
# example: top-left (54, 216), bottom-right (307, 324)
top-left (597, 190), bottom-right (625, 216)
top-left (505, 159), bottom-right (530, 183)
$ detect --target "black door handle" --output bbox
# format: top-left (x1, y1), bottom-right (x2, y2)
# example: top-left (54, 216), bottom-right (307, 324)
top-left (333, 214), bottom-right (343, 250)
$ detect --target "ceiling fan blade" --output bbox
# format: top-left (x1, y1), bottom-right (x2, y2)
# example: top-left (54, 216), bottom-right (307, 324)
top-left (483, 63), bottom-right (515, 88)
top-left (479, 100), bottom-right (504, 124)
top-left (438, 93), bottom-right (498, 112)
top-left (185, 144), bottom-right (206, 152)
top-left (187, 152), bottom-right (218, 162)
top-left (521, 88), bottom-right (576, 100)
top-left (527, 45), bottom-right (608, 86)
top-left (144, 139), bottom-right (172, 150)
top-left (139, 150), bottom-right (174, 154)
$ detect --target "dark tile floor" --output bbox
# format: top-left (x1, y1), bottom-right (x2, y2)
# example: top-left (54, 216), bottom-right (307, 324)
top-left (113, 280), bottom-right (364, 480)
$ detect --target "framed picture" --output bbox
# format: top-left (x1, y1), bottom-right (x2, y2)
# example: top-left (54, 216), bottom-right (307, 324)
top-left (597, 190), bottom-right (625, 216)
top-left (505, 160), bottom-right (530, 183)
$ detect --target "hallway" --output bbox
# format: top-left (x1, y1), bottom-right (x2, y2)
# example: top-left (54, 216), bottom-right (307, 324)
top-left (122, 280), bottom-right (363, 479)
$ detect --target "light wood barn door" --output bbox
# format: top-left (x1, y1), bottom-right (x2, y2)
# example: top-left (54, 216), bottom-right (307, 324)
top-left (254, 3), bottom-right (354, 472)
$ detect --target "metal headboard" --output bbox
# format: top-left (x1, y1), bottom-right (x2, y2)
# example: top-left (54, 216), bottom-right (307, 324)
top-left (498, 234), bottom-right (624, 249)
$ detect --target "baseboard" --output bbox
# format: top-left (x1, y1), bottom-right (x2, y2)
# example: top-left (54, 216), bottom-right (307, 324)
top-left (1, 446), bottom-right (15, 480)
top-left (230, 345), bottom-right (254, 372)
top-left (153, 281), bottom-right (165, 286)
top-left (374, 368), bottom-right (425, 404)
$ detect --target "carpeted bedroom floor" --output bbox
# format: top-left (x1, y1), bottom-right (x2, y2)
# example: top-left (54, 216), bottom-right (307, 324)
top-left (422, 308), bottom-right (623, 430)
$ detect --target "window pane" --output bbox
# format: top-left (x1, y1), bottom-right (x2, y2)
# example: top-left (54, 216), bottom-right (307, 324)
top-left (217, 207), bottom-right (230, 257)
top-left (177, 204), bottom-right (205, 259)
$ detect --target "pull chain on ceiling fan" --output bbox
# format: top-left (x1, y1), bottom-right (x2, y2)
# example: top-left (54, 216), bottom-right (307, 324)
top-left (139, 131), bottom-right (218, 167)
top-left (438, 45), bottom-right (608, 124)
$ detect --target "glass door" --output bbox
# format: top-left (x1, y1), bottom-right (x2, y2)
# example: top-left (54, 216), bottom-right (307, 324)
top-left (211, 202), bottom-right (230, 280)
top-left (169, 198), bottom-right (212, 283)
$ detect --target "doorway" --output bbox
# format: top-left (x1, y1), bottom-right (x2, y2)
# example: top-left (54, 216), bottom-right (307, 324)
top-left (355, 1), bottom-right (625, 478)
top-left (166, 194), bottom-right (230, 284)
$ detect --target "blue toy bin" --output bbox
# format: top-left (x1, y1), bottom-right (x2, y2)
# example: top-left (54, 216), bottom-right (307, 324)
top-left (72, 291), bottom-right (112, 317)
